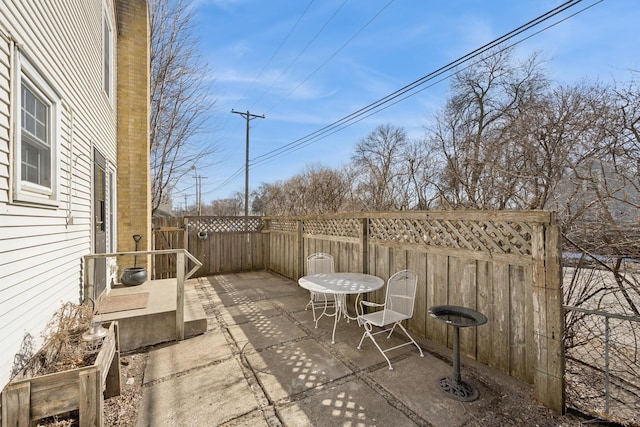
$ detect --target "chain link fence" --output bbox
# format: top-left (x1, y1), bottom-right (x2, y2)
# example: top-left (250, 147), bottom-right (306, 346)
top-left (564, 305), bottom-right (640, 425)
top-left (563, 238), bottom-right (640, 426)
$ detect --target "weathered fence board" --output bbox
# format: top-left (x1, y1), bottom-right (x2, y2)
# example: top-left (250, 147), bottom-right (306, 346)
top-left (407, 251), bottom-right (427, 336)
top-left (449, 257), bottom-right (478, 359)
top-left (491, 262), bottom-right (511, 372)
top-left (510, 265), bottom-right (530, 382)
top-left (476, 260), bottom-right (493, 365)
top-left (428, 253), bottom-right (449, 345)
top-left (153, 217), bottom-right (266, 277)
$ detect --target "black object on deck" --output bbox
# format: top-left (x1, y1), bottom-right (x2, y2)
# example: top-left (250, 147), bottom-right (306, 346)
top-left (428, 305), bottom-right (487, 402)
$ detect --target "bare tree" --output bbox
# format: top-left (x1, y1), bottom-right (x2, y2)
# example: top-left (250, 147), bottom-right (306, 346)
top-left (250, 183), bottom-right (270, 216)
top-left (209, 197), bottom-right (243, 216)
top-left (430, 48), bottom-right (549, 208)
top-left (562, 75), bottom-right (640, 314)
top-left (250, 165), bottom-right (349, 215)
top-left (299, 164), bottom-right (348, 214)
top-left (350, 124), bottom-right (410, 210)
top-left (149, 0), bottom-right (216, 214)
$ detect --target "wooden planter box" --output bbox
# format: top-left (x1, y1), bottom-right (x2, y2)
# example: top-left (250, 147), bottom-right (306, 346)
top-left (1, 322), bottom-right (121, 427)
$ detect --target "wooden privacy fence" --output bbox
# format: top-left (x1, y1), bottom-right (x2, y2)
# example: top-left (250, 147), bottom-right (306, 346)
top-left (152, 211), bottom-right (564, 413)
top-left (153, 216), bottom-right (266, 277)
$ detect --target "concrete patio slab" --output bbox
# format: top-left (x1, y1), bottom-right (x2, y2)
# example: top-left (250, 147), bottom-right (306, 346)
top-left (220, 409), bottom-right (272, 427)
top-left (218, 271), bottom-right (292, 291)
top-left (137, 358), bottom-right (260, 427)
top-left (290, 308), bottom-right (419, 366)
top-left (216, 288), bottom-right (264, 306)
top-left (289, 308), bottom-right (363, 338)
top-left (219, 299), bottom-right (283, 325)
top-left (276, 379), bottom-right (418, 426)
top-left (369, 355), bottom-right (473, 425)
top-left (268, 294), bottom-right (311, 313)
top-left (330, 324), bottom-right (422, 370)
top-left (244, 339), bottom-right (353, 402)
top-left (143, 330), bottom-right (232, 383)
top-left (227, 314), bottom-right (308, 351)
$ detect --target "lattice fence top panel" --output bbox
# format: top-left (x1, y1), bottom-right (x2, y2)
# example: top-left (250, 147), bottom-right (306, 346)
top-left (268, 219), bottom-right (298, 233)
top-left (303, 218), bottom-right (360, 238)
top-left (368, 217), bottom-right (534, 256)
top-left (188, 217), bottom-right (264, 233)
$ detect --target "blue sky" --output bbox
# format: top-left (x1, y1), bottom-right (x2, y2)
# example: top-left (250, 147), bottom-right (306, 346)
top-left (177, 0), bottom-right (639, 208)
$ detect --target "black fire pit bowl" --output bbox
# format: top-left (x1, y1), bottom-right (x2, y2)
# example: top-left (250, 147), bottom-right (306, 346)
top-left (120, 234), bottom-right (146, 286)
top-left (120, 267), bottom-right (147, 286)
top-left (428, 305), bottom-right (487, 327)
top-left (428, 305), bottom-right (488, 402)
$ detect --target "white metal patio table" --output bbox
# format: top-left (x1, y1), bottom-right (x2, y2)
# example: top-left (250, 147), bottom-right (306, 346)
top-left (298, 272), bottom-right (384, 343)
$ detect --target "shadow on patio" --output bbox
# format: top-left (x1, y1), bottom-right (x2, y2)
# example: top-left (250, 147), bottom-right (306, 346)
top-left (135, 271), bottom-right (578, 427)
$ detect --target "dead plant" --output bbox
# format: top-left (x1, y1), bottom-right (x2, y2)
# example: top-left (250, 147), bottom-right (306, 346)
top-left (21, 301), bottom-right (95, 377)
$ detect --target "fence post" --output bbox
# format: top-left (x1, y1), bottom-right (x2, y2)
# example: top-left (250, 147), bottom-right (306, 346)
top-left (151, 226), bottom-right (156, 279)
top-left (176, 250), bottom-right (185, 341)
top-left (263, 218), bottom-right (271, 271)
top-left (182, 217), bottom-right (189, 251)
top-left (296, 219), bottom-right (304, 279)
top-left (532, 220), bottom-right (565, 414)
top-left (359, 217), bottom-right (369, 274)
top-left (84, 256), bottom-right (95, 302)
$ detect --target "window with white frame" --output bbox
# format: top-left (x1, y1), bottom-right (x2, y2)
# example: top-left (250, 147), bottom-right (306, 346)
top-left (13, 51), bottom-right (60, 206)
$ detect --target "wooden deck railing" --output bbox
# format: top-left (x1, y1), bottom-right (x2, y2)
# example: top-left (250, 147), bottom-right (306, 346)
top-left (152, 211), bottom-right (563, 413)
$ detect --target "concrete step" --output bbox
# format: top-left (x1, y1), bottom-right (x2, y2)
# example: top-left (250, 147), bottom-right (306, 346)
top-left (184, 283), bottom-right (207, 338)
top-left (100, 278), bottom-right (208, 352)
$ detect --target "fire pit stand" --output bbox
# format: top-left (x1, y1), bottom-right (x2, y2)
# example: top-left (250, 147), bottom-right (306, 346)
top-left (428, 305), bottom-right (487, 402)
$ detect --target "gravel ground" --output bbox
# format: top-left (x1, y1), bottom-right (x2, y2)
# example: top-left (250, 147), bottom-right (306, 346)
top-left (103, 351), bottom-right (147, 426)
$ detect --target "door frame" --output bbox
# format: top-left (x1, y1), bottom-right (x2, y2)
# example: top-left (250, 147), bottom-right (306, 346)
top-left (93, 148), bottom-right (107, 300)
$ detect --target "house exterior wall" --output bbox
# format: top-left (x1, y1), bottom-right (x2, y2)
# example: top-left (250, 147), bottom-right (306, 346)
top-left (0, 0), bottom-right (119, 389)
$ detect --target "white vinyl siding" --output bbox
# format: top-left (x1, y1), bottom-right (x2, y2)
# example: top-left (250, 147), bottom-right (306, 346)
top-left (0, 37), bottom-right (11, 203)
top-left (0, 0), bottom-right (118, 389)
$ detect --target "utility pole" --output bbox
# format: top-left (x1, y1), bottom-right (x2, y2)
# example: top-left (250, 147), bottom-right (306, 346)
top-left (231, 110), bottom-right (265, 219)
top-left (193, 173), bottom-right (207, 216)
top-left (193, 174), bottom-right (198, 215)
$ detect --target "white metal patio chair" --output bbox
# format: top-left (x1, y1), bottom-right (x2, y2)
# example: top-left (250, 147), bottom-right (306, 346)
top-left (356, 269), bottom-right (424, 370)
top-left (305, 252), bottom-right (336, 322)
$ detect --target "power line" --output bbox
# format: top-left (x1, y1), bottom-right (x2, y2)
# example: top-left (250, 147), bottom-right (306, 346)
top-left (260, 0), bottom-right (396, 116)
top-left (249, 0), bottom-right (593, 168)
top-left (203, 166), bottom-right (245, 196)
top-left (243, 0), bottom-right (316, 108)
top-left (249, 0), bottom-right (349, 111)
top-left (205, 1), bottom-right (396, 196)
